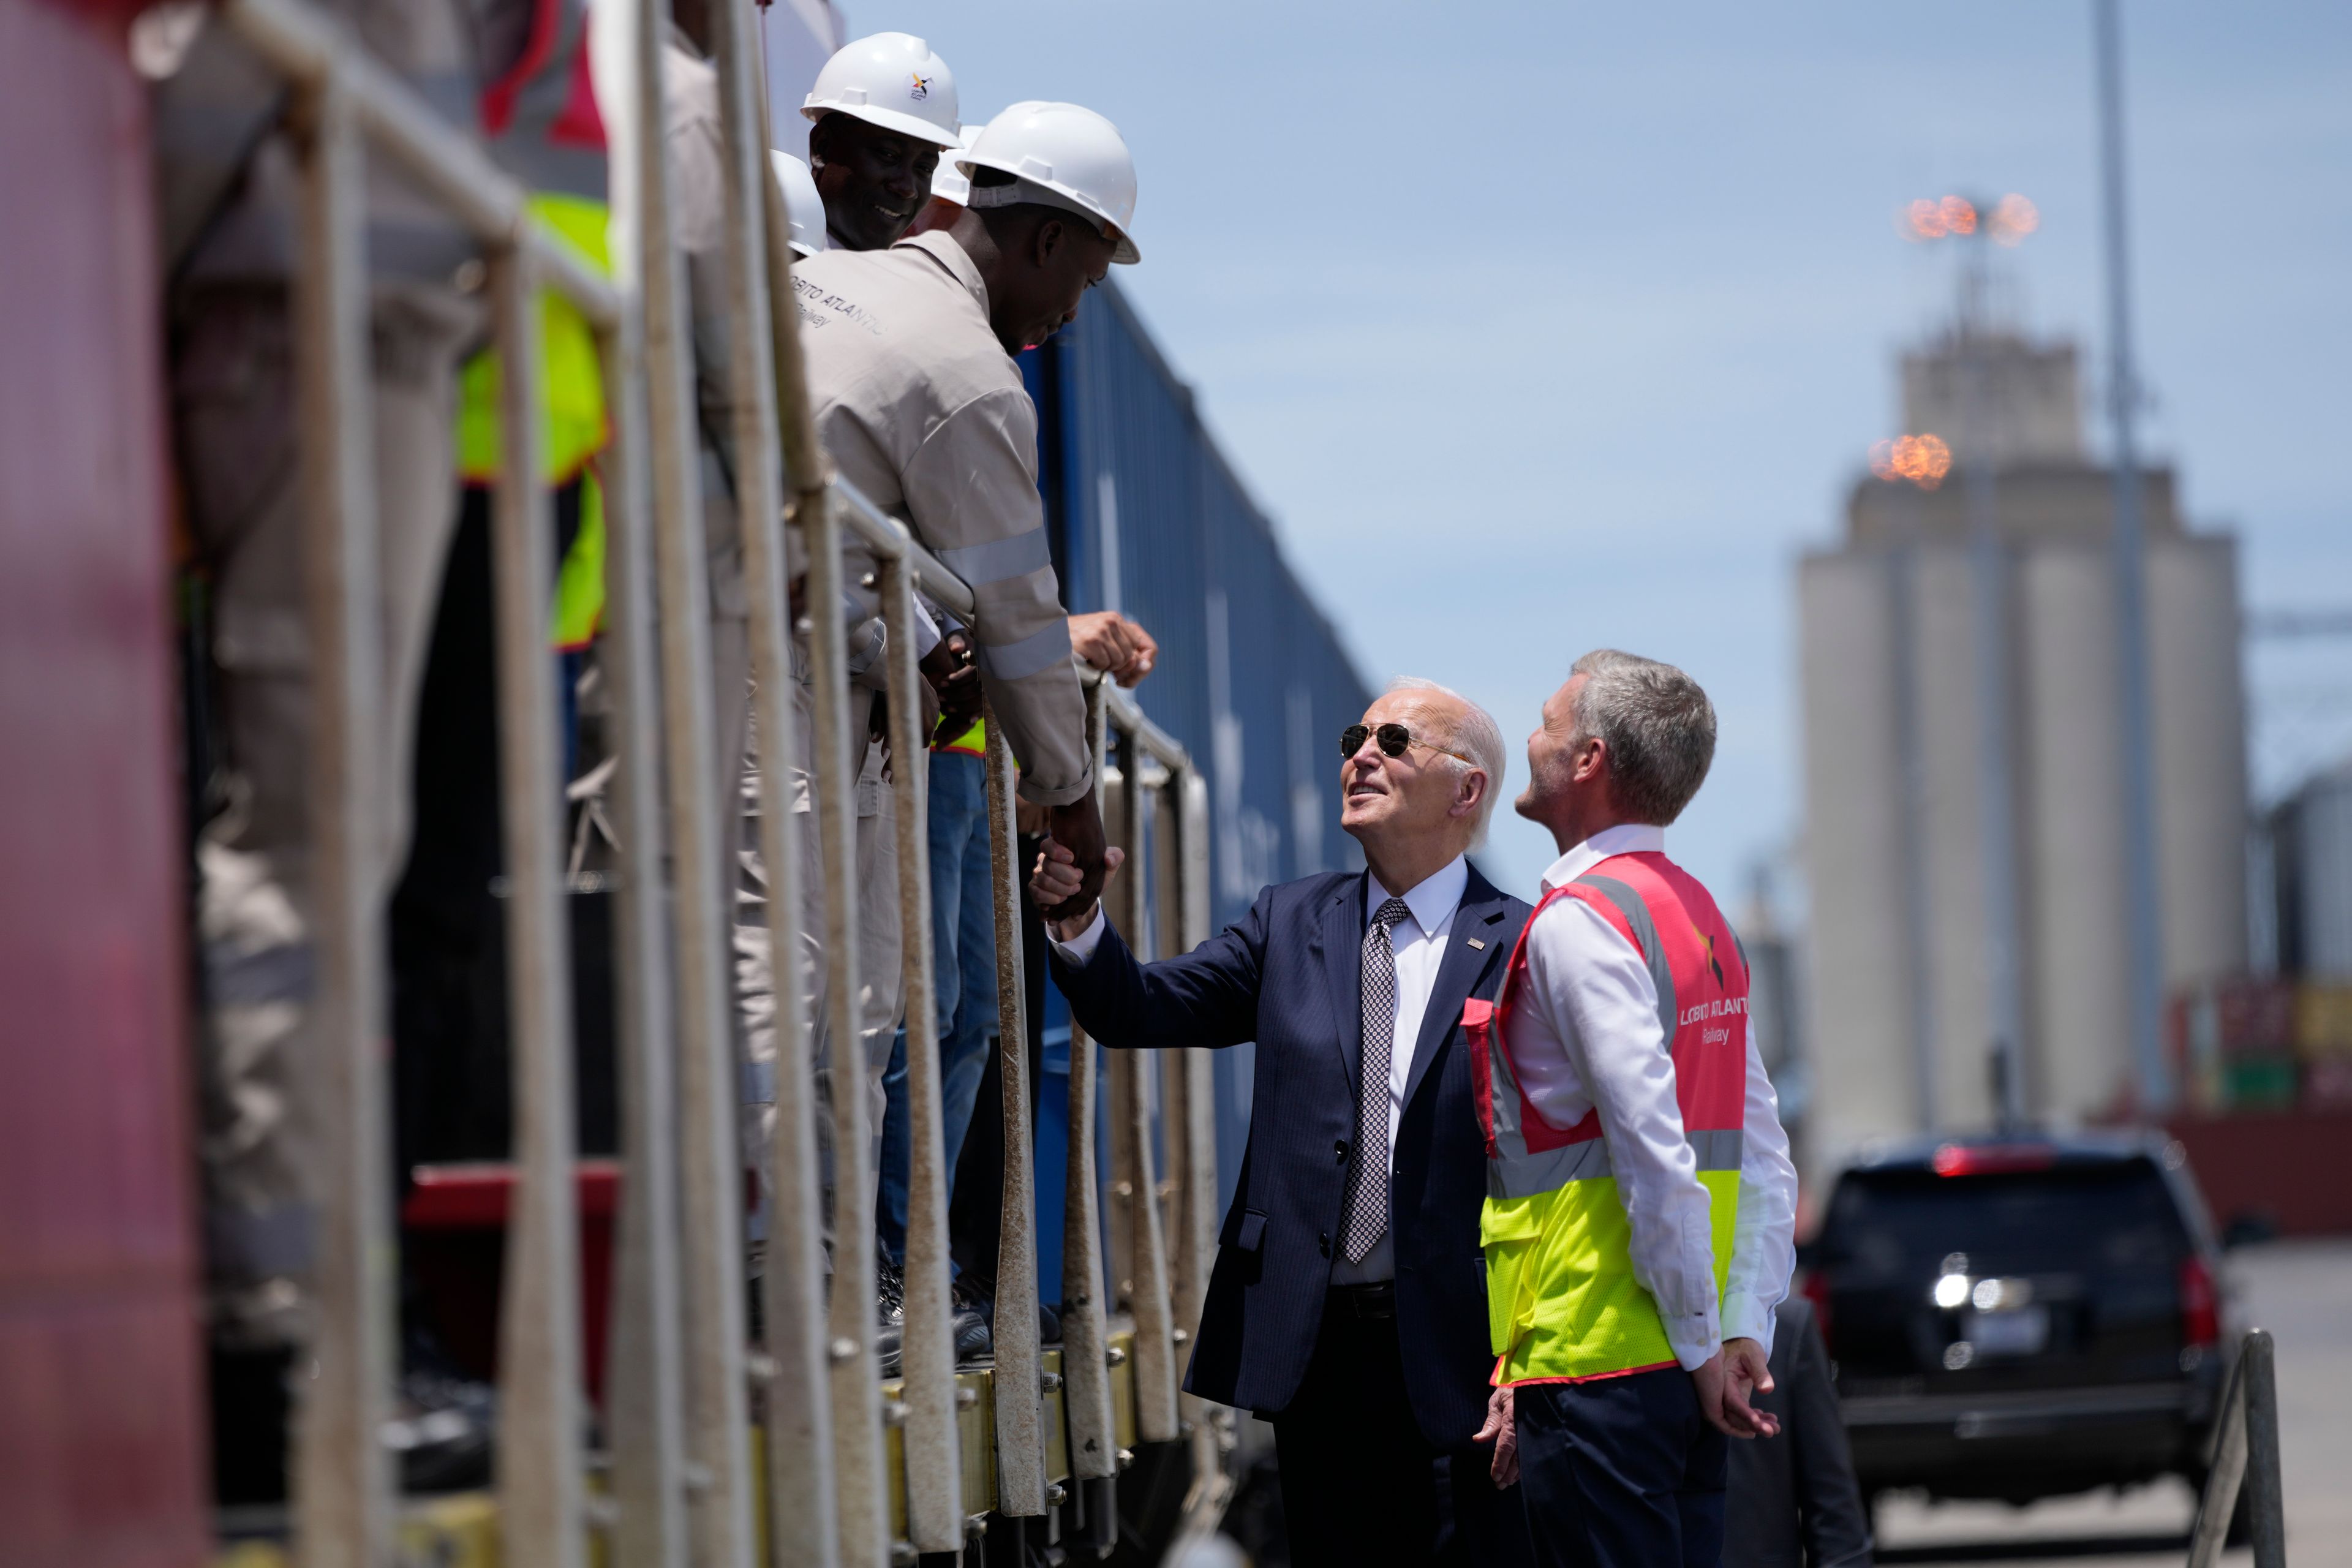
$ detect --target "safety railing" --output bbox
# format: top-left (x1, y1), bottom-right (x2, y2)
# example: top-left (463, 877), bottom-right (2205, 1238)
top-left (2187, 1327), bottom-right (2286, 1568)
top-left (206, 0), bottom-right (1226, 1562)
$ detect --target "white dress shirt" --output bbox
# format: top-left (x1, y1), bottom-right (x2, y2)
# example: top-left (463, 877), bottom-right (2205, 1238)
top-left (1506, 823), bottom-right (1799, 1369)
top-left (1052, 855), bottom-right (1471, 1285)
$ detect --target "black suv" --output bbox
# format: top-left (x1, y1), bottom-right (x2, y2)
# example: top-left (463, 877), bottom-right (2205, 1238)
top-left (1802, 1131), bottom-right (2237, 1507)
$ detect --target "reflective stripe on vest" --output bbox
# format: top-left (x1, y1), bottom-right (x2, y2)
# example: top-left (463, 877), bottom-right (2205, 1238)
top-left (1463, 851), bottom-right (1751, 1386)
top-left (456, 0), bottom-right (611, 489)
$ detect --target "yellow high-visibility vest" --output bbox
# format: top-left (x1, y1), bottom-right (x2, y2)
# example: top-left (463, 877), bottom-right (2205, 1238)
top-left (455, 0), bottom-right (612, 648)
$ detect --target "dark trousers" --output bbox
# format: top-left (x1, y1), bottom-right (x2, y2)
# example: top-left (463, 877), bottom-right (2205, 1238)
top-left (1272, 1286), bottom-right (1531, 1568)
top-left (1516, 1365), bottom-right (1727, 1568)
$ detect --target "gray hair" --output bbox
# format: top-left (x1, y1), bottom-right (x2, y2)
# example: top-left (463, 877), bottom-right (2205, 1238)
top-left (1385, 677), bottom-right (1507, 844)
top-left (1566, 650), bottom-right (1716, 825)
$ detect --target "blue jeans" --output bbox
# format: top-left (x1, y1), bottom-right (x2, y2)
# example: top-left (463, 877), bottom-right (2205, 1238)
top-left (877, 750), bottom-right (998, 1264)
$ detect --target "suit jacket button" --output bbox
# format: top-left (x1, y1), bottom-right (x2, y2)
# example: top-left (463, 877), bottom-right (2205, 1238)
top-left (1333, 1140), bottom-right (1349, 1163)
top-left (1317, 1231), bottom-right (1330, 1258)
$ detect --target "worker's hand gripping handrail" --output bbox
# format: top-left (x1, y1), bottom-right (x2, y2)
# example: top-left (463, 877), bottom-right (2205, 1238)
top-left (1108, 737), bottom-right (1181, 1446)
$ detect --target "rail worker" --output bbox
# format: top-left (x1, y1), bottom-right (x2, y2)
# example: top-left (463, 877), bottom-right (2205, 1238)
top-left (804, 32), bottom-right (962, 251)
top-left (871, 123), bottom-right (1161, 1338)
top-left (1469, 650), bottom-right (1800, 1568)
top-left (1033, 680), bottom-right (1536, 1568)
top-left (393, 0), bottom-right (619, 1257)
top-left (772, 100), bottom-right (1137, 1324)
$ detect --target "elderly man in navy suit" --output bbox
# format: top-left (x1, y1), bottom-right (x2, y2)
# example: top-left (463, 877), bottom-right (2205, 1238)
top-left (1032, 679), bottom-right (1534, 1568)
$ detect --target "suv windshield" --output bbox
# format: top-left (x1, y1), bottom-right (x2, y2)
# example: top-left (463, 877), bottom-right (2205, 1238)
top-left (1821, 1159), bottom-right (2188, 1277)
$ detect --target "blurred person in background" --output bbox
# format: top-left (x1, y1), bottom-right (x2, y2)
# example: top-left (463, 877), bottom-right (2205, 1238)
top-left (1472, 650), bottom-right (1798, 1568)
top-left (1724, 1297), bottom-right (1874, 1568)
top-left (153, 0), bottom-right (513, 1503)
top-left (1034, 680), bottom-right (1534, 1568)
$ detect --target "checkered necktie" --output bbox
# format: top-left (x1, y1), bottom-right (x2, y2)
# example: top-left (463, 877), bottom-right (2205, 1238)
top-left (1343, 896), bottom-right (1414, 1263)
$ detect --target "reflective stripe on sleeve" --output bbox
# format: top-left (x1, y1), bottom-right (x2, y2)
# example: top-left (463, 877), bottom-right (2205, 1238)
top-left (937, 529), bottom-right (1051, 586)
top-left (977, 620), bottom-right (1073, 682)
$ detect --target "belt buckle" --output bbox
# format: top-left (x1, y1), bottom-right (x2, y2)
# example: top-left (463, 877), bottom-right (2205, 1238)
top-left (1352, 1283), bottom-right (1395, 1321)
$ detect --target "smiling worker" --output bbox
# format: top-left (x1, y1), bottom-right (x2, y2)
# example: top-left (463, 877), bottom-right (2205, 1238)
top-left (1032, 682), bottom-right (1536, 1568)
top-left (802, 32), bottom-right (962, 251)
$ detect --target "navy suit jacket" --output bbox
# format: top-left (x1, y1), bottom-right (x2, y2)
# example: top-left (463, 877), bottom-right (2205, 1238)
top-left (1050, 865), bottom-right (1531, 1449)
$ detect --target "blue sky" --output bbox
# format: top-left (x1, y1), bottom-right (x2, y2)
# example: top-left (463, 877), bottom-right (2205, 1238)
top-left (847, 1), bottom-right (2352, 905)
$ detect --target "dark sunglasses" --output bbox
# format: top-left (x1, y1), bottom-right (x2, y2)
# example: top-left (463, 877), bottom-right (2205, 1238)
top-left (1339, 723), bottom-right (1474, 766)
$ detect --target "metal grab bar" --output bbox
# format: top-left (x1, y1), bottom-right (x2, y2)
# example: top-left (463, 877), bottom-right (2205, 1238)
top-left (1111, 750), bottom-right (1180, 1446)
top-left (2187, 1327), bottom-right (2286, 1568)
top-left (706, 0), bottom-right (840, 1562)
top-left (280, 63), bottom-right (396, 1568)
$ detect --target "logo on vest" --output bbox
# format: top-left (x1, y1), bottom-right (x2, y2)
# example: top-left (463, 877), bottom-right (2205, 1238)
top-left (1676, 996), bottom-right (1747, 1029)
top-left (1695, 924), bottom-right (1725, 987)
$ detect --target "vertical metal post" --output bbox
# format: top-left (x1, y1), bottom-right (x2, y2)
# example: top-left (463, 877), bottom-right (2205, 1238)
top-left (1118, 745), bottom-right (1179, 1444)
top-left (986, 708), bottom-right (1048, 1517)
top-left (1102, 748), bottom-right (1136, 1309)
top-left (1061, 685), bottom-right (1118, 1487)
top-left (1958, 247), bottom-right (2029, 1130)
top-left (704, 1), bottom-right (839, 1558)
top-left (288, 71), bottom-right (394, 1568)
top-left (1888, 483), bottom-right (1939, 1132)
top-left (2241, 1329), bottom-right (2286, 1568)
top-left (2094, 0), bottom-right (2170, 1112)
top-left (486, 244), bottom-right (587, 1568)
top-left (1173, 769), bottom-right (1221, 1484)
top-left (631, 0), bottom-right (756, 1556)
top-left (803, 501), bottom-right (888, 1568)
top-left (880, 557), bottom-right (963, 1551)
top-left (596, 307), bottom-right (693, 1568)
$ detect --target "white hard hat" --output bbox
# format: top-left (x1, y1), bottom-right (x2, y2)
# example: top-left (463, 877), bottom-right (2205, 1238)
top-left (768, 152), bottom-right (829, 257)
top-left (930, 127), bottom-right (984, 206)
top-left (959, 101), bottom-right (1140, 264)
top-left (801, 32), bottom-right (960, 151)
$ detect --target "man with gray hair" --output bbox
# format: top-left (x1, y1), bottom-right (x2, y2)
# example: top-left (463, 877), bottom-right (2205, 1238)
top-left (1467, 650), bottom-right (1799, 1568)
top-left (1031, 678), bottom-right (1535, 1566)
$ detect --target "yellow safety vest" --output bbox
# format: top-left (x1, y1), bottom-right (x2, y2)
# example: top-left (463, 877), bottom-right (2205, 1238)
top-left (456, 0), bottom-right (611, 649)
top-left (935, 715), bottom-right (986, 757)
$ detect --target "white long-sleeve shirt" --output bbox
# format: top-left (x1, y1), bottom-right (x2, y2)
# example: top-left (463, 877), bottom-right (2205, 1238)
top-left (1508, 823), bottom-right (1799, 1370)
top-left (1052, 857), bottom-right (1471, 1285)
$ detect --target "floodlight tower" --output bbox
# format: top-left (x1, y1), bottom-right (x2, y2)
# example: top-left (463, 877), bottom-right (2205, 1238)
top-left (2095, 0), bottom-right (2170, 1114)
top-left (1900, 191), bottom-right (2039, 1130)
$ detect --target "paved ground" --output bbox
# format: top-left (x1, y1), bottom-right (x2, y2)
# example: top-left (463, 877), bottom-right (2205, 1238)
top-left (1874, 1237), bottom-right (2352, 1566)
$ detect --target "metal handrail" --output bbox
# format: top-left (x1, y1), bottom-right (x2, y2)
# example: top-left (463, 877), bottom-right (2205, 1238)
top-left (205, 0), bottom-right (1231, 1561)
top-left (2187, 1327), bottom-right (2286, 1568)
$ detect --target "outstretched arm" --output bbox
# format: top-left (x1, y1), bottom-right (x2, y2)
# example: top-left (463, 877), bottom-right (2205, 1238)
top-left (1036, 842), bottom-right (1268, 1052)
